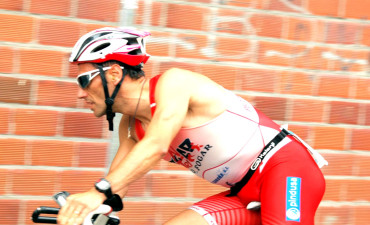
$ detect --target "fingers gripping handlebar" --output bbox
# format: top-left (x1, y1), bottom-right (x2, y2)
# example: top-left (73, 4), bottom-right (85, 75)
top-left (31, 191), bottom-right (123, 225)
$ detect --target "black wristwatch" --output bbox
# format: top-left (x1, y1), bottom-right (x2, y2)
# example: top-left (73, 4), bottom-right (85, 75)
top-left (95, 178), bottom-right (113, 200)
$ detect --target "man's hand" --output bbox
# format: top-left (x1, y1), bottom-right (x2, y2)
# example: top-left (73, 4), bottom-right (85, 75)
top-left (57, 189), bottom-right (106, 225)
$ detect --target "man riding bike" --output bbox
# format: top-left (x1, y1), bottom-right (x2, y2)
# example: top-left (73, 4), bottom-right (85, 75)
top-left (57, 27), bottom-right (327, 225)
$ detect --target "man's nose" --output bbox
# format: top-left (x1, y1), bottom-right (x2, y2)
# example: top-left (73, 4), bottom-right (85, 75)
top-left (77, 88), bottom-right (88, 98)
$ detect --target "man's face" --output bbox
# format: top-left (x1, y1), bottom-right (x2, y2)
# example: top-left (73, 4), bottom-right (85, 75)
top-left (76, 63), bottom-right (106, 117)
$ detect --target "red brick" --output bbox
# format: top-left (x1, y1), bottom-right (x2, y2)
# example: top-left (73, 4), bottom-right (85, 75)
top-left (355, 77), bottom-right (370, 100)
top-left (60, 170), bottom-right (104, 194)
top-left (67, 62), bottom-right (79, 78)
top-left (0, 46), bottom-right (15, 73)
top-left (199, 64), bottom-right (237, 90)
top-left (31, 139), bottom-right (75, 167)
top-left (0, 199), bottom-right (21, 225)
top-left (324, 179), bottom-right (370, 201)
top-left (291, 99), bottom-right (326, 123)
top-left (146, 31), bottom-right (171, 57)
top-left (0, 169), bottom-right (9, 195)
top-left (192, 175), bottom-right (228, 198)
top-left (312, 126), bottom-right (346, 150)
top-left (352, 205), bottom-right (370, 225)
top-left (62, 112), bottom-right (104, 138)
top-left (263, 0), bottom-right (305, 13)
top-left (365, 104), bottom-right (370, 126)
top-left (134, 0), bottom-right (146, 25)
top-left (320, 152), bottom-right (353, 176)
top-left (189, 0), bottom-right (212, 3)
top-left (118, 200), bottom-right (194, 224)
top-left (325, 21), bottom-right (361, 44)
top-left (0, 0), bottom-right (23, 10)
top-left (0, 139), bottom-right (26, 165)
top-left (224, 0), bottom-right (255, 8)
top-left (157, 202), bottom-right (194, 222)
top-left (317, 74), bottom-right (351, 98)
top-left (321, 152), bottom-right (370, 176)
top-left (344, 0), bottom-right (370, 19)
top-left (158, 62), bottom-right (197, 75)
top-left (257, 41), bottom-right (295, 67)
top-left (315, 205), bottom-right (354, 224)
top-left (361, 25), bottom-right (370, 46)
top-left (307, 0), bottom-right (340, 17)
top-left (216, 8), bottom-right (246, 35)
top-left (0, 77), bottom-right (31, 104)
top-left (38, 19), bottom-right (82, 47)
top-left (83, 24), bottom-right (107, 35)
top-left (14, 109), bottom-right (58, 136)
top-left (125, 175), bottom-right (148, 197)
top-left (286, 17), bottom-right (316, 41)
top-left (287, 124), bottom-right (311, 142)
top-left (174, 33), bottom-right (209, 60)
top-left (19, 49), bottom-right (65, 76)
top-left (278, 71), bottom-right (315, 96)
top-left (30, 0), bottom-right (71, 16)
top-left (250, 13), bottom-right (284, 38)
top-left (235, 68), bottom-right (278, 93)
top-left (78, 142), bottom-right (108, 168)
top-left (329, 101), bottom-right (360, 125)
top-left (356, 151), bottom-right (370, 176)
top-left (117, 201), bottom-right (157, 225)
top-left (0, 108), bottom-right (10, 134)
top-left (166, 4), bottom-right (210, 31)
top-left (143, 60), bottom-right (155, 78)
top-left (0, 14), bottom-right (33, 43)
top-left (330, 49), bottom-right (369, 72)
top-left (150, 173), bottom-right (191, 197)
top-left (11, 169), bottom-right (59, 195)
top-left (151, 1), bottom-right (165, 27)
top-left (351, 128), bottom-right (370, 150)
top-left (253, 96), bottom-right (288, 121)
top-left (214, 36), bottom-right (251, 62)
top-left (24, 199), bottom-right (58, 225)
top-left (36, 80), bottom-right (78, 108)
top-left (77, 0), bottom-right (120, 22)
top-left (293, 46), bottom-right (332, 70)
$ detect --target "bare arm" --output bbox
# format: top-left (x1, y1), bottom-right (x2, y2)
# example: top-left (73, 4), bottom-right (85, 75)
top-left (105, 68), bottom-right (193, 195)
top-left (107, 114), bottom-right (137, 197)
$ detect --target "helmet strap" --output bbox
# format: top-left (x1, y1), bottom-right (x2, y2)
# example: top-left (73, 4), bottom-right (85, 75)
top-left (98, 65), bottom-right (126, 131)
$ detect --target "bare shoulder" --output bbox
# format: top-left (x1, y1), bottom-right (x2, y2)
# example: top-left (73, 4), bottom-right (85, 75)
top-left (155, 68), bottom-right (228, 126)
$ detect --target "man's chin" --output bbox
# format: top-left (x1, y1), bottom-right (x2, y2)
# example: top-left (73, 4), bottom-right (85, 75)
top-left (93, 110), bottom-right (106, 118)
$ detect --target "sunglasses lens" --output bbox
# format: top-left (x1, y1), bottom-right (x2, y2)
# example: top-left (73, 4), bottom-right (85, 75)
top-left (77, 75), bottom-right (90, 88)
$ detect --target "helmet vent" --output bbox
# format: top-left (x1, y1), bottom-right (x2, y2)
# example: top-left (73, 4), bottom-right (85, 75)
top-left (92, 43), bottom-right (110, 53)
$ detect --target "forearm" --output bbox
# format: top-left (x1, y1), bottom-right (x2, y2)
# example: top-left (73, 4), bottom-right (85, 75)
top-left (105, 139), bottom-right (166, 196)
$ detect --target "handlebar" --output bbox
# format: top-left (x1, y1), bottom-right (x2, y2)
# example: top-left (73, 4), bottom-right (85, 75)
top-left (32, 206), bottom-right (59, 224)
top-left (31, 191), bottom-right (123, 225)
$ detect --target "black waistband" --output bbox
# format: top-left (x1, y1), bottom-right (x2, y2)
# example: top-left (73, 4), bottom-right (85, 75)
top-left (228, 128), bottom-right (291, 196)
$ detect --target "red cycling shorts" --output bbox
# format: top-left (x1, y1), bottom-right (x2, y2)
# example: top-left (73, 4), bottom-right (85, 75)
top-left (189, 138), bottom-right (326, 225)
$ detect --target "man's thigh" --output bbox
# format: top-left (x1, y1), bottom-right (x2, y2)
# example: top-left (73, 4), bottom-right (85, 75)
top-left (168, 191), bottom-right (261, 225)
top-left (164, 209), bottom-right (209, 225)
top-left (260, 148), bottom-right (325, 224)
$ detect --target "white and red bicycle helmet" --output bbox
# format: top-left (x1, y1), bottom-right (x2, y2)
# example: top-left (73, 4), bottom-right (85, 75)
top-left (70, 27), bottom-right (151, 131)
top-left (69, 27), bottom-right (151, 66)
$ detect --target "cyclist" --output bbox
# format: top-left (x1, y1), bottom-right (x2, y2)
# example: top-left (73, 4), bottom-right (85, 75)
top-left (57, 27), bottom-right (328, 225)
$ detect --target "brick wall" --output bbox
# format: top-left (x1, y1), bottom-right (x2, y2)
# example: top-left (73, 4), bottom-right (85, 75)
top-left (0, 0), bottom-right (369, 224)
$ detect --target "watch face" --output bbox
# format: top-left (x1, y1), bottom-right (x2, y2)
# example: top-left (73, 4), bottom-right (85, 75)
top-left (96, 179), bottom-right (110, 190)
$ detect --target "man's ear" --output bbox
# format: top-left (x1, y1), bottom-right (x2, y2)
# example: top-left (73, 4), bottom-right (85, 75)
top-left (108, 64), bottom-right (124, 85)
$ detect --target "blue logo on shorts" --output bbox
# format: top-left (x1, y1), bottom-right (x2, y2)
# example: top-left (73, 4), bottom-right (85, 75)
top-left (286, 177), bottom-right (301, 222)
